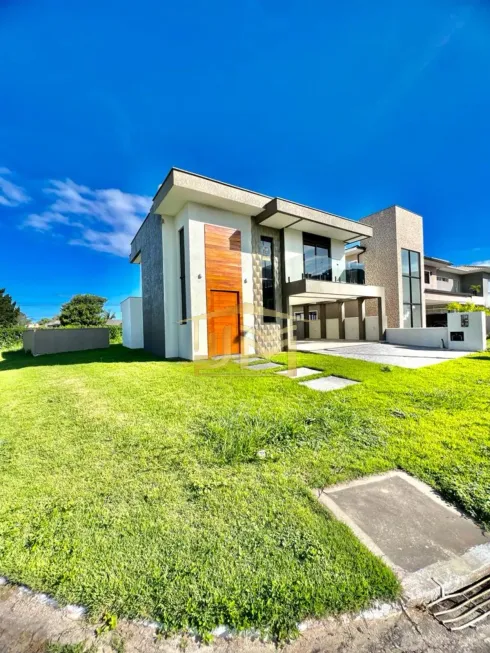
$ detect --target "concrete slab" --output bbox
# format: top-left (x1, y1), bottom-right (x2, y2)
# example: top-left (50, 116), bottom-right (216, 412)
top-left (247, 362), bottom-right (282, 371)
top-left (317, 471), bottom-right (490, 605)
top-left (300, 375), bottom-right (359, 392)
top-left (296, 341), bottom-right (469, 368)
top-left (231, 357), bottom-right (263, 364)
top-left (277, 367), bottom-right (320, 379)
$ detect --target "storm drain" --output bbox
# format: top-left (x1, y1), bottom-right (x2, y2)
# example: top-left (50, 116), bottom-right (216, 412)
top-left (428, 573), bottom-right (490, 631)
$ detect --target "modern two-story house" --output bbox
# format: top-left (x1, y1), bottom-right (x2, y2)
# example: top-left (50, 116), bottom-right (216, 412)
top-left (423, 257), bottom-right (489, 326)
top-left (124, 168), bottom-right (389, 360)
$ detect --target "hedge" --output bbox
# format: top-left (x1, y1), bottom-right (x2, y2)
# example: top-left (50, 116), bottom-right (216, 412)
top-left (0, 326), bottom-right (26, 349)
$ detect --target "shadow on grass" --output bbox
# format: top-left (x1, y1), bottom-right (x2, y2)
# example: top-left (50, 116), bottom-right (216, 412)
top-left (0, 345), bottom-right (169, 371)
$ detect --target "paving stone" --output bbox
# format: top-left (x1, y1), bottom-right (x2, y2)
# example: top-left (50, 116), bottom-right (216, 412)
top-left (231, 357), bottom-right (263, 364)
top-left (277, 367), bottom-right (320, 379)
top-left (247, 362), bottom-right (282, 370)
top-left (300, 375), bottom-right (359, 392)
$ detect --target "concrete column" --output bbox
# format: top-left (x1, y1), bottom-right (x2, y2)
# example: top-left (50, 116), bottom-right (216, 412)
top-left (320, 303), bottom-right (327, 339)
top-left (377, 296), bottom-right (387, 341)
top-left (358, 298), bottom-right (366, 341)
top-left (303, 304), bottom-right (310, 339)
top-left (338, 301), bottom-right (345, 340)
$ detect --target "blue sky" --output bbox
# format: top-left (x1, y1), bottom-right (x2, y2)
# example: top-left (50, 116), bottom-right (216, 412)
top-left (1, 0), bottom-right (489, 320)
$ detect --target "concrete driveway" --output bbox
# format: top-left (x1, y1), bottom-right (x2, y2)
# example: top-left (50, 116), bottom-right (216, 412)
top-left (296, 340), bottom-right (470, 369)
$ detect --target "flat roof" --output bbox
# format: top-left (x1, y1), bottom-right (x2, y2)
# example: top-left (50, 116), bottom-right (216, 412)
top-left (135, 168), bottom-right (373, 246)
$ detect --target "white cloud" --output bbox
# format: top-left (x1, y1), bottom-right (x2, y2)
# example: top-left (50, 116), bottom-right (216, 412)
top-left (471, 260), bottom-right (490, 267)
top-left (0, 167), bottom-right (31, 207)
top-left (22, 178), bottom-right (152, 257)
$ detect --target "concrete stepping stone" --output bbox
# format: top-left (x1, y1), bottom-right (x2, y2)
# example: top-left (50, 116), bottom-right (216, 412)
top-left (300, 375), bottom-right (359, 392)
top-left (277, 367), bottom-right (320, 379)
top-left (232, 357), bottom-right (263, 364)
top-left (247, 362), bottom-right (282, 371)
top-left (316, 471), bottom-right (490, 605)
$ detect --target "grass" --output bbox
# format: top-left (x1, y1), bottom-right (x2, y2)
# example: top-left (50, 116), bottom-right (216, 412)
top-left (0, 344), bottom-right (489, 639)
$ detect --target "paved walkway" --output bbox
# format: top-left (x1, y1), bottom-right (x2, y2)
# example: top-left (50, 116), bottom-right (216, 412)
top-left (296, 340), bottom-right (469, 368)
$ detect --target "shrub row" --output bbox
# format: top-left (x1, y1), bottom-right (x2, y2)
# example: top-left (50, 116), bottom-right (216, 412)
top-left (0, 326), bottom-right (26, 349)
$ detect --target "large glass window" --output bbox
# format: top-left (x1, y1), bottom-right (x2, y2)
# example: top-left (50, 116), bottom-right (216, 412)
top-left (179, 228), bottom-right (187, 322)
top-left (260, 236), bottom-right (276, 322)
top-left (303, 233), bottom-right (332, 280)
top-left (402, 248), bottom-right (422, 327)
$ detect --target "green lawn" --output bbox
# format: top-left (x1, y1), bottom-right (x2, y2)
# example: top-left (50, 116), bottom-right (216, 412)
top-left (0, 345), bottom-right (489, 639)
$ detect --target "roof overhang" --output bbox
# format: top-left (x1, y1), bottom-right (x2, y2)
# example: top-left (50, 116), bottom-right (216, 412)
top-left (345, 245), bottom-right (366, 258)
top-left (151, 168), bottom-right (269, 218)
top-left (255, 198), bottom-right (373, 243)
top-left (424, 255), bottom-right (452, 266)
top-left (285, 278), bottom-right (384, 305)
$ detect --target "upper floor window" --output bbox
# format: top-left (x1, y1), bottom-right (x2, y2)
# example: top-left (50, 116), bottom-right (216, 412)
top-left (424, 271), bottom-right (431, 284)
top-left (303, 233), bottom-right (332, 281)
top-left (401, 249), bottom-right (421, 328)
top-left (179, 227), bottom-right (187, 322)
top-left (260, 236), bottom-right (276, 322)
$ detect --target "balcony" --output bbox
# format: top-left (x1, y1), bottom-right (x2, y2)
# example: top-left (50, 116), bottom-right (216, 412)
top-left (302, 257), bottom-right (366, 285)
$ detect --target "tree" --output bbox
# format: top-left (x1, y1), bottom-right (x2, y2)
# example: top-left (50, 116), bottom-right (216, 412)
top-left (17, 312), bottom-right (29, 326)
top-left (470, 284), bottom-right (482, 296)
top-left (59, 294), bottom-right (108, 327)
top-left (0, 288), bottom-right (21, 327)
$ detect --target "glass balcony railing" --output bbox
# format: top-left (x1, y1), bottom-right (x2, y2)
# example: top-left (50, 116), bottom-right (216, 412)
top-left (302, 257), bottom-right (365, 285)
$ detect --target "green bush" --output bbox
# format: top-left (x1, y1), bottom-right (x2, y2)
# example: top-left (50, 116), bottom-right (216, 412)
top-left (108, 324), bottom-right (123, 343)
top-left (0, 326), bottom-right (26, 349)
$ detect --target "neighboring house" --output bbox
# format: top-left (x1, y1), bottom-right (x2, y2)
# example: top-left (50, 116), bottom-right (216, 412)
top-left (106, 318), bottom-right (122, 326)
top-left (126, 168), bottom-right (389, 360)
top-left (423, 258), bottom-right (490, 326)
top-left (345, 209), bottom-right (490, 330)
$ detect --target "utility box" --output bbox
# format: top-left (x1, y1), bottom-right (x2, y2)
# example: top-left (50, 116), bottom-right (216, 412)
top-left (447, 311), bottom-right (486, 352)
top-left (121, 297), bottom-right (143, 349)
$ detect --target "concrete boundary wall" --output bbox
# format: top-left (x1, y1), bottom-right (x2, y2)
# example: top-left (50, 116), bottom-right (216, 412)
top-left (24, 328), bottom-right (109, 356)
top-left (386, 327), bottom-right (446, 349)
top-left (387, 312), bottom-right (486, 352)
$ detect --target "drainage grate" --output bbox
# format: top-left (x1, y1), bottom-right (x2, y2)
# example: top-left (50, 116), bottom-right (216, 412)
top-left (428, 574), bottom-right (490, 631)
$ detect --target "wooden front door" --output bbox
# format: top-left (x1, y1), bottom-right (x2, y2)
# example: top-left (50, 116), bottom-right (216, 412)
top-left (208, 290), bottom-right (240, 357)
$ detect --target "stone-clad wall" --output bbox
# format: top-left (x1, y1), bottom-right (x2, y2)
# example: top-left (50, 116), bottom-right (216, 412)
top-left (251, 223), bottom-right (283, 354)
top-left (131, 213), bottom-right (166, 357)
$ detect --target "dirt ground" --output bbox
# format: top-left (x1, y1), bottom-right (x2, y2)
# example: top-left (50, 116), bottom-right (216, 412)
top-left (1, 582), bottom-right (490, 653)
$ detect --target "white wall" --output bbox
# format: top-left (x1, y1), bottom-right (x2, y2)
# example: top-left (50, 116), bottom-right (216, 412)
top-left (326, 318), bottom-right (339, 340)
top-left (365, 316), bottom-right (380, 341)
top-left (386, 328), bottom-right (446, 348)
top-left (161, 213), bottom-right (180, 358)
top-left (387, 313), bottom-right (486, 352)
top-left (345, 317), bottom-right (360, 340)
top-left (448, 311), bottom-right (486, 352)
top-left (331, 239), bottom-right (346, 282)
top-left (121, 297), bottom-right (144, 349)
top-left (184, 202), bottom-right (255, 360)
top-left (284, 228), bottom-right (303, 282)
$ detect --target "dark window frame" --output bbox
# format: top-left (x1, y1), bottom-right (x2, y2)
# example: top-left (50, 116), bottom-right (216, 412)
top-left (402, 248), bottom-right (422, 328)
top-left (303, 232), bottom-right (332, 281)
top-left (260, 236), bottom-right (276, 323)
top-left (178, 227), bottom-right (187, 322)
